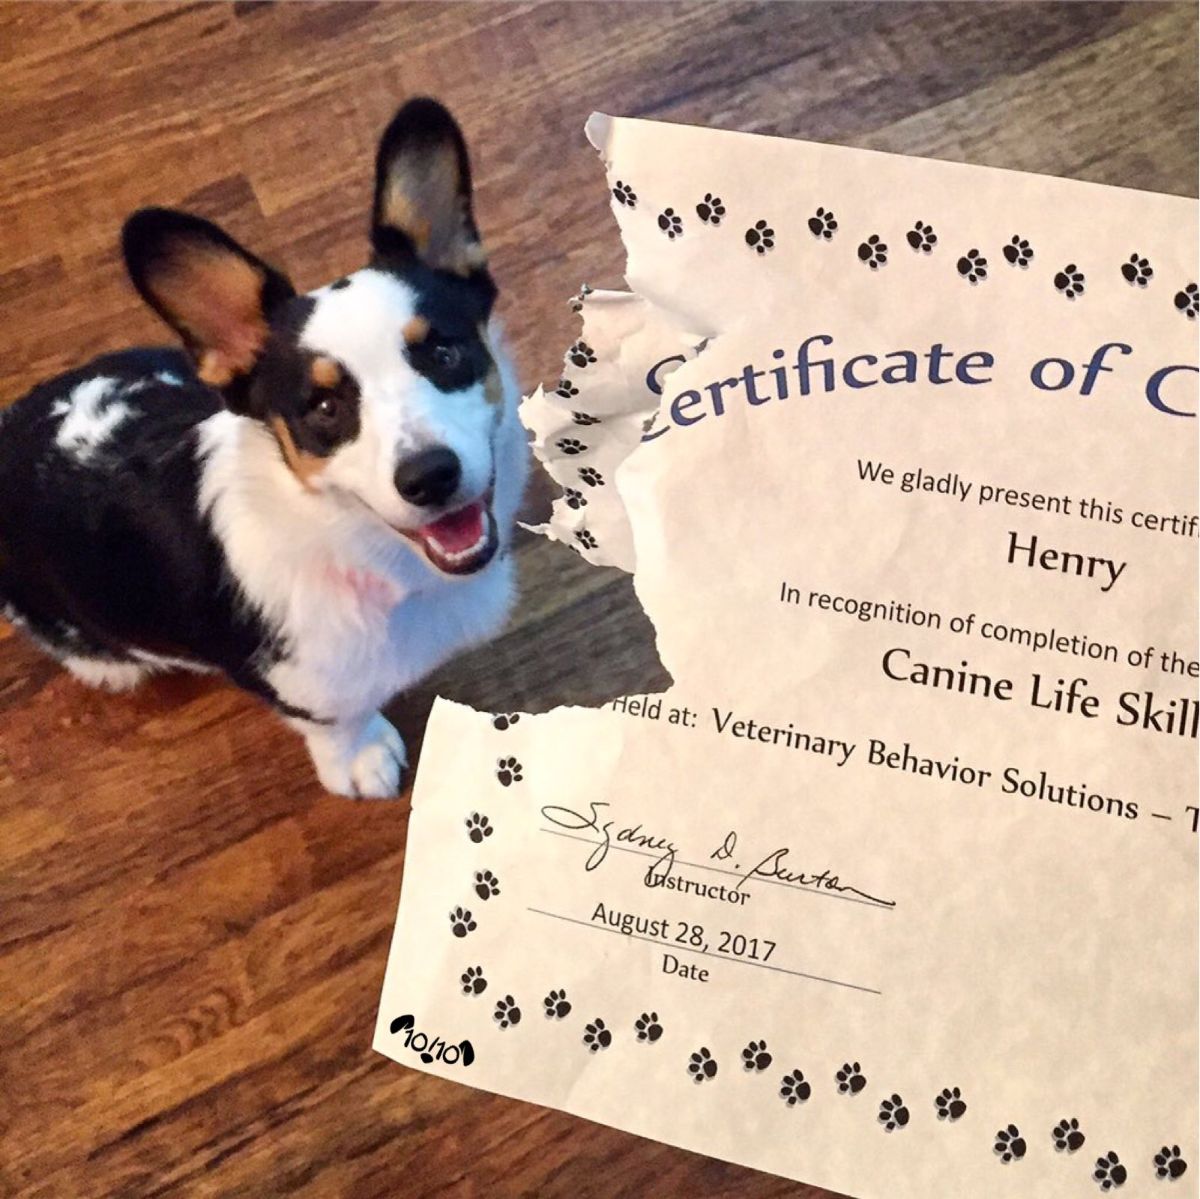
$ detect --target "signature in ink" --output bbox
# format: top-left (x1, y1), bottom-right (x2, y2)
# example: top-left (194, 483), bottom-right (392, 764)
top-left (541, 801), bottom-right (677, 873)
top-left (710, 830), bottom-right (895, 907)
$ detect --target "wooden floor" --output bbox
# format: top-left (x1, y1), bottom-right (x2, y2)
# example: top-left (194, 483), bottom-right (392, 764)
top-left (0, 4), bottom-right (1195, 1197)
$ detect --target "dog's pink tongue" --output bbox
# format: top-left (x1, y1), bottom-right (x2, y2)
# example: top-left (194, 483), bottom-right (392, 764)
top-left (422, 501), bottom-right (484, 553)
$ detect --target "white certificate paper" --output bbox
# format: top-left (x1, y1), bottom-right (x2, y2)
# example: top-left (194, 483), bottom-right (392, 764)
top-left (376, 116), bottom-right (1199, 1198)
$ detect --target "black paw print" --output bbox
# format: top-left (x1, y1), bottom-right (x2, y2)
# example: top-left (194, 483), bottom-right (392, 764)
top-left (583, 1018), bottom-right (612, 1052)
top-left (687, 1047), bottom-right (717, 1083)
top-left (1094, 1151), bottom-right (1127, 1191)
top-left (555, 437), bottom-right (587, 456)
top-left (745, 220), bottom-right (775, 254)
top-left (1121, 253), bottom-right (1153, 287)
top-left (449, 906), bottom-right (477, 938)
top-left (575, 529), bottom-right (598, 550)
top-left (495, 756), bottom-right (522, 786)
top-left (994, 1124), bottom-right (1027, 1163)
top-left (568, 341), bottom-right (596, 368)
top-left (556, 379), bottom-right (579, 399)
top-left (858, 235), bottom-right (887, 269)
top-left (836, 1061), bottom-right (866, 1095)
top-left (1175, 282), bottom-right (1198, 318)
top-left (491, 712), bottom-right (519, 730)
top-left (1154, 1145), bottom-right (1188, 1180)
top-left (779, 1069), bottom-right (811, 1106)
top-left (935, 1087), bottom-right (966, 1121)
top-left (696, 193), bottom-right (725, 225)
top-left (473, 869), bottom-right (500, 900)
top-left (1054, 263), bottom-right (1086, 299)
top-left (465, 812), bottom-right (493, 843)
top-left (460, 965), bottom-right (487, 996)
top-left (740, 1040), bottom-right (772, 1072)
top-left (493, 995), bottom-right (521, 1029)
top-left (1053, 1117), bottom-right (1086, 1153)
top-left (578, 466), bottom-right (605, 487)
top-left (957, 248), bottom-right (988, 284)
top-left (612, 180), bottom-right (636, 208)
top-left (906, 221), bottom-right (937, 253)
top-left (657, 208), bottom-right (683, 239)
top-left (572, 411), bottom-right (601, 426)
top-left (542, 988), bottom-right (571, 1019)
top-left (807, 206), bottom-right (837, 239)
top-left (562, 487), bottom-right (587, 510)
top-left (634, 1011), bottom-right (662, 1043)
top-left (1003, 235), bottom-right (1034, 268)
top-left (878, 1094), bottom-right (910, 1132)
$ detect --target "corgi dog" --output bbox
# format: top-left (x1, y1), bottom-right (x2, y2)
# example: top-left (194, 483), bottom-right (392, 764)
top-left (0, 99), bottom-right (528, 798)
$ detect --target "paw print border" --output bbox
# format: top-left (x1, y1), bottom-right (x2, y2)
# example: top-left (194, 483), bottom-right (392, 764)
top-left (439, 715), bottom-right (1192, 1189)
top-left (467, 154), bottom-right (1195, 1175)
top-left (605, 171), bottom-right (1190, 321)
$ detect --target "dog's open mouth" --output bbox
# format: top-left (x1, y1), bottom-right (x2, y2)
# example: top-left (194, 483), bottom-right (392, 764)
top-left (403, 500), bottom-right (498, 575)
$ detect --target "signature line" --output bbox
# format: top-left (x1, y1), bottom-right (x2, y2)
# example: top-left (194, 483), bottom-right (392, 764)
top-left (526, 906), bottom-right (882, 996)
top-left (538, 828), bottom-right (895, 910)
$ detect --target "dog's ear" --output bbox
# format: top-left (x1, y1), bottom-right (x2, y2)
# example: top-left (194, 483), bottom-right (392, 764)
top-left (122, 208), bottom-right (295, 389)
top-left (371, 98), bottom-right (491, 285)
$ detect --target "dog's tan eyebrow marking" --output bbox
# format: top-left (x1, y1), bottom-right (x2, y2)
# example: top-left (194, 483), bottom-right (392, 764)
top-left (310, 356), bottom-right (342, 388)
top-left (270, 416), bottom-right (327, 488)
top-left (402, 316), bottom-right (431, 346)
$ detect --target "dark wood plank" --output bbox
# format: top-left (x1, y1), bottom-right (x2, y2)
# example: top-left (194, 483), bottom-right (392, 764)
top-left (0, 4), bottom-right (1195, 1197)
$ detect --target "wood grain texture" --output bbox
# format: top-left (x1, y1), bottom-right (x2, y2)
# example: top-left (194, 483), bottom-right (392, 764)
top-left (0, 4), bottom-right (1195, 1197)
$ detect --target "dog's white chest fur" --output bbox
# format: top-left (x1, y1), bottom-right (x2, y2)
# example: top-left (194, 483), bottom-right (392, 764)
top-left (277, 550), bottom-right (516, 720)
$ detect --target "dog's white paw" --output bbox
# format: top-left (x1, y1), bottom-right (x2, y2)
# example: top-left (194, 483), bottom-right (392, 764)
top-left (307, 713), bottom-right (407, 799)
top-left (347, 714), bottom-right (408, 799)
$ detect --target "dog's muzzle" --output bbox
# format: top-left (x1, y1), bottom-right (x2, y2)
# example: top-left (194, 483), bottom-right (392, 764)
top-left (401, 498), bottom-right (498, 575)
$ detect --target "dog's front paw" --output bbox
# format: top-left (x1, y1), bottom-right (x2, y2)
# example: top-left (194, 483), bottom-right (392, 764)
top-left (348, 714), bottom-right (408, 798)
top-left (308, 713), bottom-right (407, 799)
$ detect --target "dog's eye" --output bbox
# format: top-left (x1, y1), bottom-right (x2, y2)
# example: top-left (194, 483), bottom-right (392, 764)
top-left (407, 334), bottom-right (481, 392)
top-left (307, 391), bottom-right (340, 424)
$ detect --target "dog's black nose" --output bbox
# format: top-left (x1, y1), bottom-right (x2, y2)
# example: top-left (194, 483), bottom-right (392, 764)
top-left (394, 446), bottom-right (462, 507)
